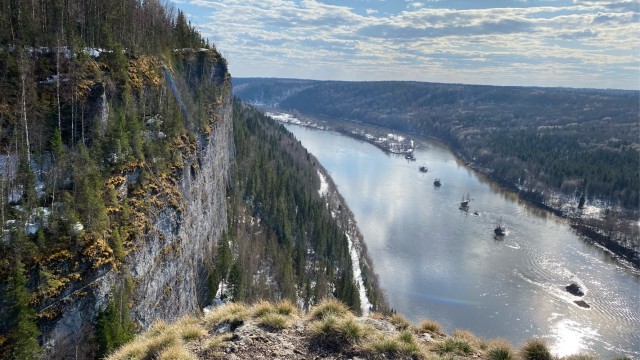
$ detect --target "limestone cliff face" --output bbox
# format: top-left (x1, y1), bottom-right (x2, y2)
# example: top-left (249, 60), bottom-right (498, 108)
top-left (42, 64), bottom-right (234, 359)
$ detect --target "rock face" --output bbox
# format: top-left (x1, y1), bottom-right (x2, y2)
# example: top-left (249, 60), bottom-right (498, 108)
top-left (42, 79), bottom-right (234, 359)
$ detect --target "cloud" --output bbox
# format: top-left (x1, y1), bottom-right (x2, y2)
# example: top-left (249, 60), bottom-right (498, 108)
top-left (183, 0), bottom-right (640, 89)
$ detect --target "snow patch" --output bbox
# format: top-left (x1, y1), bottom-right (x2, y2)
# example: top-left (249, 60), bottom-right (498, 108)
top-left (345, 233), bottom-right (372, 316)
top-left (317, 170), bottom-right (329, 197)
top-left (266, 112), bottom-right (303, 125)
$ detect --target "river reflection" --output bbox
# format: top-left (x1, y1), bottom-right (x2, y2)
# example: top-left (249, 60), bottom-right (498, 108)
top-left (285, 124), bottom-right (640, 359)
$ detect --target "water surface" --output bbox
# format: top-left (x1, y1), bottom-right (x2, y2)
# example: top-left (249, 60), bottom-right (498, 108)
top-left (285, 124), bottom-right (640, 359)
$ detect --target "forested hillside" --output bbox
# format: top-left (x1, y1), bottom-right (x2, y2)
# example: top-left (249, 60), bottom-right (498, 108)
top-left (225, 100), bottom-right (386, 312)
top-left (235, 79), bottom-right (639, 209)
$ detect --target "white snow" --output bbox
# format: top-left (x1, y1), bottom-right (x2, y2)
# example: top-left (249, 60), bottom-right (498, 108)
top-left (317, 170), bottom-right (329, 197)
top-left (266, 112), bottom-right (303, 125)
top-left (345, 233), bottom-right (372, 316)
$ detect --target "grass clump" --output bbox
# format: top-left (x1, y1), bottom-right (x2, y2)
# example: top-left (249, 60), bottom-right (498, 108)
top-left (251, 300), bottom-right (275, 318)
top-left (106, 315), bottom-right (208, 360)
top-left (252, 299), bottom-right (299, 330)
top-left (257, 312), bottom-right (290, 330)
top-left (274, 299), bottom-right (298, 316)
top-left (206, 334), bottom-right (232, 356)
top-left (310, 315), bottom-right (368, 350)
top-left (486, 338), bottom-right (516, 360)
top-left (521, 339), bottom-right (552, 360)
top-left (204, 302), bottom-right (249, 327)
top-left (309, 298), bottom-right (352, 320)
top-left (419, 320), bottom-right (443, 334)
top-left (157, 344), bottom-right (197, 360)
top-left (389, 313), bottom-right (412, 330)
top-left (364, 330), bottom-right (424, 359)
top-left (107, 330), bottom-right (178, 360)
top-left (434, 337), bottom-right (474, 355)
top-left (452, 329), bottom-right (482, 348)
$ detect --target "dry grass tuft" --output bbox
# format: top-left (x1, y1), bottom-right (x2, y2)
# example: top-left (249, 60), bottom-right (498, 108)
top-left (310, 315), bottom-right (368, 350)
top-left (521, 338), bottom-right (553, 360)
top-left (257, 312), bottom-right (290, 330)
top-left (388, 313), bottom-right (412, 330)
top-left (486, 338), bottom-right (516, 360)
top-left (363, 330), bottom-right (424, 358)
top-left (309, 298), bottom-right (352, 321)
top-left (274, 299), bottom-right (298, 316)
top-left (251, 300), bottom-right (275, 318)
top-left (204, 302), bottom-right (249, 327)
top-left (419, 319), bottom-right (443, 334)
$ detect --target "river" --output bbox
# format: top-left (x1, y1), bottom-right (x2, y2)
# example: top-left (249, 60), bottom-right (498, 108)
top-left (284, 124), bottom-right (640, 359)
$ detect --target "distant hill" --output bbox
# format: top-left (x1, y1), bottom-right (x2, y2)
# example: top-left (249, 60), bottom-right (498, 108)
top-left (234, 78), bottom-right (640, 209)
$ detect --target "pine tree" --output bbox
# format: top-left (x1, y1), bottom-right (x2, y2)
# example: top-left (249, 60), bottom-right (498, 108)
top-left (96, 285), bottom-right (135, 358)
top-left (7, 259), bottom-right (42, 360)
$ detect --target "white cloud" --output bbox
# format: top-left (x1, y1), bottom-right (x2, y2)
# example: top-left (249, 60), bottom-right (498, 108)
top-left (184, 0), bottom-right (639, 89)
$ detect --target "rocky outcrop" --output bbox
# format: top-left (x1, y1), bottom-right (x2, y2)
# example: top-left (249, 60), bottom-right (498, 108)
top-left (41, 70), bottom-right (234, 359)
top-left (565, 283), bottom-right (584, 297)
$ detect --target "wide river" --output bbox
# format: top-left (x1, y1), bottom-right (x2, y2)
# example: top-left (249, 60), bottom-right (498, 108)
top-left (284, 124), bottom-right (639, 359)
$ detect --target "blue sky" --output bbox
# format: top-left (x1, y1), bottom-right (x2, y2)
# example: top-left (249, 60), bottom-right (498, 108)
top-left (171, 0), bottom-right (639, 89)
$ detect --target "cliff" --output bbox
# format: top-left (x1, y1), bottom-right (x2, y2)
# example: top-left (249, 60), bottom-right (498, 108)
top-left (41, 57), bottom-right (232, 360)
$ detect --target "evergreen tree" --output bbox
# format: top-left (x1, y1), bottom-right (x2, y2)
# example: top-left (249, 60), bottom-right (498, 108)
top-left (96, 286), bottom-right (135, 358)
top-left (7, 259), bottom-right (41, 360)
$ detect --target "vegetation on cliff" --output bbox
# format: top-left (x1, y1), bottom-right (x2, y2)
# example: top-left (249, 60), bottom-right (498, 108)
top-left (0, 0), bottom-right (229, 357)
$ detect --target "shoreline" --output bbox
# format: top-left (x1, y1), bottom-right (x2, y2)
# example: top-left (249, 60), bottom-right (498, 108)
top-left (266, 109), bottom-right (639, 270)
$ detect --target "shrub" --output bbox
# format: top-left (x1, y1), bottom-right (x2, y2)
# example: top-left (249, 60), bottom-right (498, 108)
top-left (521, 339), bottom-right (552, 360)
top-left (309, 298), bottom-right (351, 320)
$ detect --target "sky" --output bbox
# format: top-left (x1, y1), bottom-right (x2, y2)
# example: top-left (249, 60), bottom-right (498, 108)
top-left (170, 0), bottom-right (640, 89)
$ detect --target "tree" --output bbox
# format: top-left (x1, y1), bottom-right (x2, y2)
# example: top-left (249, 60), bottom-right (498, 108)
top-left (6, 259), bottom-right (42, 360)
top-left (96, 285), bottom-right (135, 358)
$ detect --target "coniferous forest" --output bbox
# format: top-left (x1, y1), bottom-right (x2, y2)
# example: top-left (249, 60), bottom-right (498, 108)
top-left (226, 100), bottom-right (386, 312)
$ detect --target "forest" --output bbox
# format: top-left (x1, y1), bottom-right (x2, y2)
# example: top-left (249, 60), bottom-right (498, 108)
top-left (226, 100), bottom-right (386, 312)
top-left (234, 78), bottom-right (640, 209)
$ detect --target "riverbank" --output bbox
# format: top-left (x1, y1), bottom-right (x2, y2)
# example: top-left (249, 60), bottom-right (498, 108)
top-left (267, 109), bottom-right (638, 269)
top-left (445, 140), bottom-right (639, 269)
